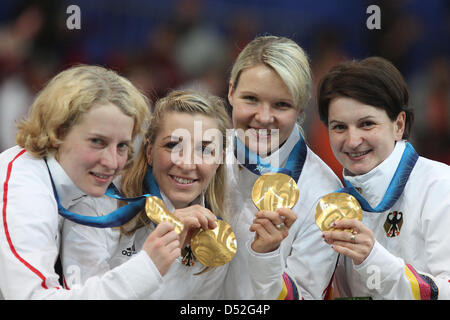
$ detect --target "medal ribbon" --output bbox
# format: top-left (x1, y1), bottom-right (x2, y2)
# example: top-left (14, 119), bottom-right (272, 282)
top-left (233, 131), bottom-right (307, 182)
top-left (45, 162), bottom-right (161, 228)
top-left (337, 142), bottom-right (418, 213)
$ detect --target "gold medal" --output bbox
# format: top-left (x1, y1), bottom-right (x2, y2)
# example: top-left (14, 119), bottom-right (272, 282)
top-left (145, 196), bottom-right (236, 267)
top-left (315, 192), bottom-right (362, 232)
top-left (145, 196), bottom-right (184, 234)
top-left (252, 173), bottom-right (299, 211)
top-left (190, 219), bottom-right (237, 267)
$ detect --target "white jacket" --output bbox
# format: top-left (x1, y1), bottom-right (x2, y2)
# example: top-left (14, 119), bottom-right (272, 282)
top-left (61, 186), bottom-right (228, 299)
top-left (223, 126), bottom-right (342, 299)
top-left (335, 140), bottom-right (450, 300)
top-left (0, 146), bottom-right (162, 299)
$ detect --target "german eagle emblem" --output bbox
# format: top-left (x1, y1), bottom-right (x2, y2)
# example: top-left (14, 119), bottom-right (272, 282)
top-left (383, 211), bottom-right (403, 237)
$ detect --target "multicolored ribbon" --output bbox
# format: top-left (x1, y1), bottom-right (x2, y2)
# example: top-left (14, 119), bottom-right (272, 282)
top-left (405, 264), bottom-right (438, 300)
top-left (277, 272), bottom-right (300, 300)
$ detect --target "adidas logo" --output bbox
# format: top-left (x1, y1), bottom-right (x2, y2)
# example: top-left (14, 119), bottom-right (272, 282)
top-left (121, 243), bottom-right (137, 257)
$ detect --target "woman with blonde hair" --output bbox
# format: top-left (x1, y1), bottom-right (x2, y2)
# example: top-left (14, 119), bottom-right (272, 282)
top-left (223, 35), bottom-right (342, 299)
top-left (0, 65), bottom-right (181, 299)
top-left (61, 89), bottom-right (233, 299)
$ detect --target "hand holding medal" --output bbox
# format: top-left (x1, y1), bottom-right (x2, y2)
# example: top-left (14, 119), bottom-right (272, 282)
top-left (145, 196), bottom-right (237, 267)
top-left (316, 193), bottom-right (374, 265)
top-left (146, 196), bottom-right (185, 234)
top-left (250, 172), bottom-right (299, 253)
top-left (233, 130), bottom-right (306, 253)
top-left (315, 192), bottom-right (362, 232)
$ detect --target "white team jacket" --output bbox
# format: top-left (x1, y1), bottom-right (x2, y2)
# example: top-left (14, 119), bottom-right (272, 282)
top-left (61, 186), bottom-right (228, 299)
top-left (0, 146), bottom-right (162, 299)
top-left (222, 126), bottom-right (342, 299)
top-left (334, 140), bottom-right (450, 300)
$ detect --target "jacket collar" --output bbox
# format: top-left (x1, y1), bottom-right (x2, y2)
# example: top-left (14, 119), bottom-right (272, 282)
top-left (233, 124), bottom-right (301, 170)
top-left (262, 124), bottom-right (300, 169)
top-left (46, 156), bottom-right (86, 209)
top-left (343, 140), bottom-right (406, 209)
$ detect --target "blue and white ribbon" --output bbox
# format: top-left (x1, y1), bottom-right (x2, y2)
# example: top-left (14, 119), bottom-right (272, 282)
top-left (45, 163), bottom-right (161, 228)
top-left (233, 132), bottom-right (307, 182)
top-left (337, 142), bottom-right (418, 213)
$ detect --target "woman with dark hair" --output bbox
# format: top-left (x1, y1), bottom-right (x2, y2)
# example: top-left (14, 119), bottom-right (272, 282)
top-left (318, 57), bottom-right (450, 300)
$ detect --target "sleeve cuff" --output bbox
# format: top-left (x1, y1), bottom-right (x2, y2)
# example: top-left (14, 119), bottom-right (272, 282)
top-left (353, 240), bottom-right (404, 286)
top-left (246, 239), bottom-right (281, 257)
top-left (246, 239), bottom-right (283, 280)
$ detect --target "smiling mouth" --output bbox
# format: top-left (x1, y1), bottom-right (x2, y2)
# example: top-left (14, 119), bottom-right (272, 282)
top-left (247, 127), bottom-right (279, 139)
top-left (250, 127), bottom-right (276, 133)
top-left (346, 150), bottom-right (371, 158)
top-left (91, 172), bottom-right (113, 179)
top-left (90, 172), bottom-right (114, 185)
top-left (170, 175), bottom-right (197, 185)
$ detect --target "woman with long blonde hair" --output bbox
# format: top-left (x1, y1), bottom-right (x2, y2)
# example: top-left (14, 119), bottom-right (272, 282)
top-left (61, 89), bottom-right (233, 299)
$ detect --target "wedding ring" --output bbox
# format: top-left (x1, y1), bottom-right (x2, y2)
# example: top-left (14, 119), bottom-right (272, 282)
top-left (350, 234), bottom-right (356, 243)
top-left (276, 222), bottom-right (285, 230)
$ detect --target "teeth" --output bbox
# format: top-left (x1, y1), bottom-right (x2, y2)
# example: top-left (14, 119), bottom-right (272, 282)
top-left (349, 151), bottom-right (370, 157)
top-left (93, 173), bottom-right (109, 179)
top-left (172, 176), bottom-right (195, 184)
top-left (250, 128), bottom-right (277, 137)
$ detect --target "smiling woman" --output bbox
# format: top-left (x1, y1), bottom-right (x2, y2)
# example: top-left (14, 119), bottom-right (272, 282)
top-left (327, 97), bottom-right (406, 176)
top-left (317, 56), bottom-right (450, 300)
top-left (147, 112), bottom-right (221, 209)
top-left (228, 64), bottom-right (299, 156)
top-left (60, 89), bottom-right (234, 299)
top-left (223, 35), bottom-right (342, 300)
top-left (0, 66), bottom-right (189, 299)
top-left (55, 103), bottom-right (134, 197)
top-left (122, 89), bottom-right (231, 223)
top-left (0, 65), bottom-right (187, 299)
top-left (317, 57), bottom-right (416, 210)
